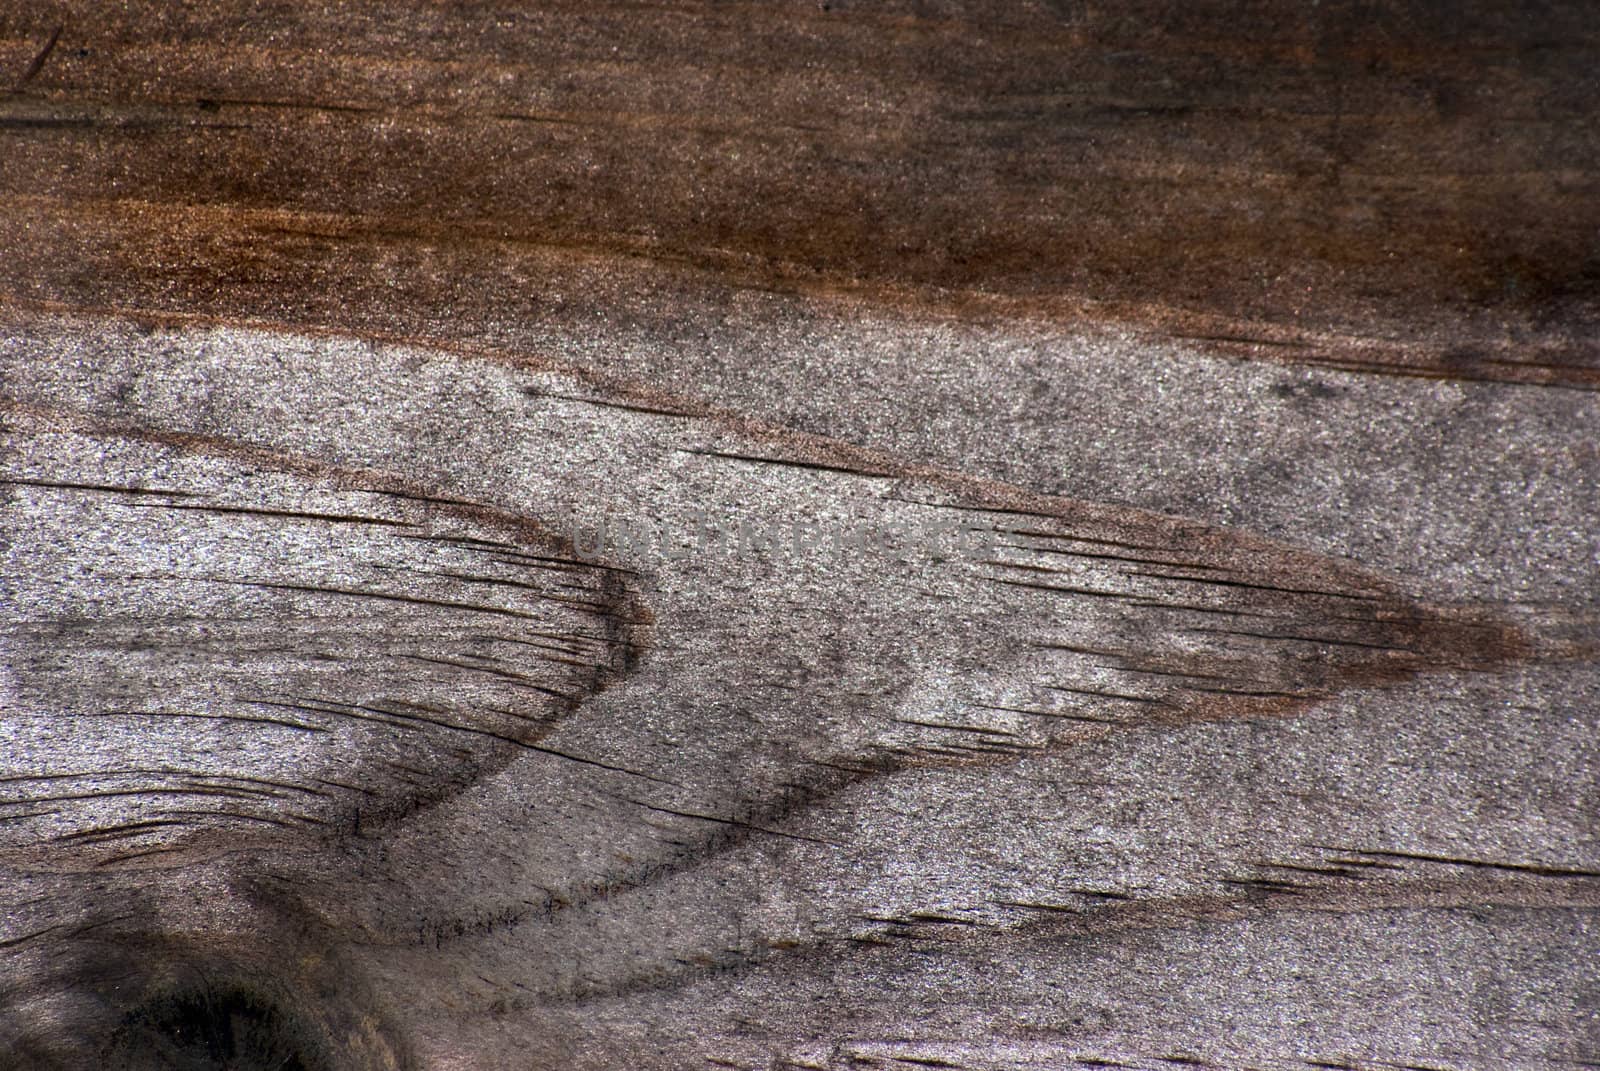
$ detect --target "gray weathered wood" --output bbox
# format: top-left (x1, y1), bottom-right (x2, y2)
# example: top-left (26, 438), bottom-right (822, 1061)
top-left (0, 3), bottom-right (1596, 1069)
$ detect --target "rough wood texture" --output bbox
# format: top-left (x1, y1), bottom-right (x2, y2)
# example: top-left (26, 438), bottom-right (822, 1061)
top-left (1, 3), bottom-right (1597, 1070)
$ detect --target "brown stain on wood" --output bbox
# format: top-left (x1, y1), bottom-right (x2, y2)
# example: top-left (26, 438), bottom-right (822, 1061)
top-left (1, 0), bottom-right (1597, 387)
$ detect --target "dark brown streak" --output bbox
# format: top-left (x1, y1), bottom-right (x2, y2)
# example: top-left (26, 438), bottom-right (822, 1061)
top-left (0, 769), bottom-right (328, 798)
top-left (12, 25), bottom-right (62, 90)
top-left (0, 475), bottom-right (196, 497)
top-left (1119, 568), bottom-right (1387, 602)
top-left (970, 702), bottom-right (1118, 724)
top-left (285, 695), bottom-right (598, 764)
top-left (677, 447), bottom-right (897, 480)
top-left (986, 575), bottom-right (1140, 601)
top-left (0, 787), bottom-right (292, 809)
top-left (92, 709), bottom-right (328, 733)
top-left (48, 819), bottom-right (185, 845)
top-left (194, 576), bottom-right (566, 624)
top-left (1324, 847), bottom-right (1600, 879)
top-left (533, 390), bottom-right (699, 419)
top-left (471, 711), bottom-right (681, 786)
top-left (400, 654), bottom-right (578, 701)
top-left (1181, 625), bottom-right (1424, 654)
top-left (190, 95), bottom-right (378, 115)
top-left (893, 718), bottom-right (1020, 737)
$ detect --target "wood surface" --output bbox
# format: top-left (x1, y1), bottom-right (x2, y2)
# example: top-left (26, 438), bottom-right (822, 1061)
top-left (0, 2), bottom-right (1596, 1069)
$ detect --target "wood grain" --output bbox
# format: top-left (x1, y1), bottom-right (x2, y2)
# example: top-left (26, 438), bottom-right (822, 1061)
top-left (0, 3), bottom-right (1597, 1070)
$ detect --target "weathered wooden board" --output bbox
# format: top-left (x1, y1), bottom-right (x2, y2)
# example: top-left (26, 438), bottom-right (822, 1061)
top-left (0, 3), bottom-right (1596, 1070)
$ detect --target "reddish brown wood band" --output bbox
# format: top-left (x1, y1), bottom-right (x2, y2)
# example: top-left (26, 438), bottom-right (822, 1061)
top-left (1, 0), bottom-right (1596, 387)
